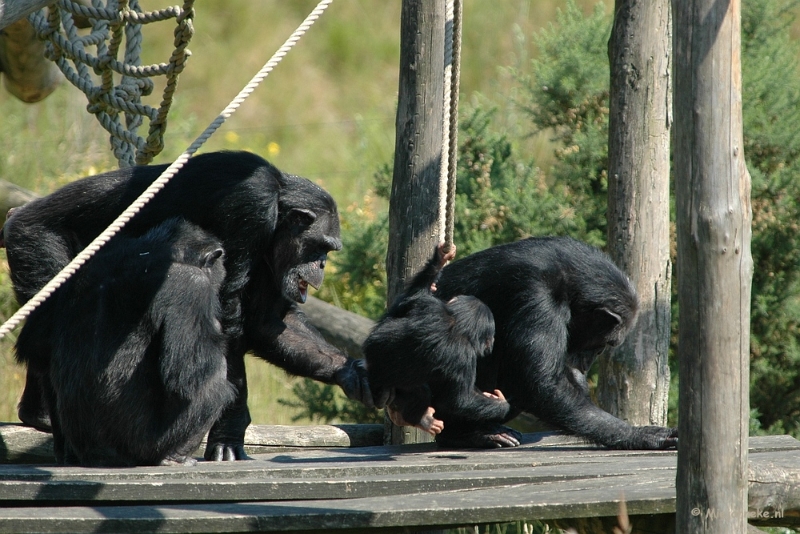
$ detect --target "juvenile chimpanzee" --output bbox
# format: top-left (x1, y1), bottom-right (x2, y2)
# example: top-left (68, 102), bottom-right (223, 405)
top-left (17, 218), bottom-right (234, 466)
top-left (433, 236), bottom-right (679, 450)
top-left (4, 151), bottom-right (371, 461)
top-left (363, 244), bottom-right (516, 445)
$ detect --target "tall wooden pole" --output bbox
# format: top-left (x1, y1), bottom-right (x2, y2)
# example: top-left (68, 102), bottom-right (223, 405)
top-left (385, 0), bottom-right (445, 445)
top-left (599, 0), bottom-right (672, 428)
top-left (673, 0), bottom-right (752, 531)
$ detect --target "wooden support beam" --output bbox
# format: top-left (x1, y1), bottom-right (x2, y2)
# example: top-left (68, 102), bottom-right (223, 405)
top-left (0, 0), bottom-right (51, 30)
top-left (300, 294), bottom-right (372, 359)
top-left (0, 423), bottom-right (385, 463)
top-left (0, 15), bottom-right (61, 102)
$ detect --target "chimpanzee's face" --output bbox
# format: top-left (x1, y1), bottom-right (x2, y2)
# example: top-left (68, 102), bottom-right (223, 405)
top-left (270, 208), bottom-right (342, 303)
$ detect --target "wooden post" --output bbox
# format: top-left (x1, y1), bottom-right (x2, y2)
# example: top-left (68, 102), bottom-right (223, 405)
top-left (0, 0), bottom-right (52, 30)
top-left (385, 0), bottom-right (445, 445)
top-left (673, 0), bottom-right (752, 531)
top-left (598, 0), bottom-right (671, 426)
top-left (0, 17), bottom-right (61, 103)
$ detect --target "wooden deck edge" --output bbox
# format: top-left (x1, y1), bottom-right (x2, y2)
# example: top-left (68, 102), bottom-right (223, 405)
top-left (3, 422), bottom-right (799, 464)
top-left (0, 422), bottom-right (387, 463)
top-left (0, 422), bottom-right (597, 464)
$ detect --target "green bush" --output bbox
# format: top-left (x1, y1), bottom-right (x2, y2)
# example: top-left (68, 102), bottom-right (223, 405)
top-left (742, 0), bottom-right (800, 435)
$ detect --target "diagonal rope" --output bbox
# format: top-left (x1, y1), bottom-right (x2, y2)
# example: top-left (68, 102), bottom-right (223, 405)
top-left (0, 0), bottom-right (334, 339)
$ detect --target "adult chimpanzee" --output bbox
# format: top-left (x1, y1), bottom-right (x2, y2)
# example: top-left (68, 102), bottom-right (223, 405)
top-left (433, 236), bottom-right (678, 450)
top-left (363, 244), bottom-right (515, 445)
top-left (17, 218), bottom-right (235, 466)
top-left (4, 150), bottom-right (371, 461)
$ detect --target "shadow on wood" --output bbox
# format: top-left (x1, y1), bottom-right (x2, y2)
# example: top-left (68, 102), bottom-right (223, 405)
top-left (0, 424), bottom-right (798, 533)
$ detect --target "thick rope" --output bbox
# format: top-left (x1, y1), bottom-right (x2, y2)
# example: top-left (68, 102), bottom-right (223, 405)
top-left (440, 0), bottom-right (462, 253)
top-left (0, 0), bottom-right (334, 339)
top-left (29, 0), bottom-right (195, 167)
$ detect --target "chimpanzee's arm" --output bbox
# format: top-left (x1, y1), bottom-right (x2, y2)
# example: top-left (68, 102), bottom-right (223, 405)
top-left (248, 304), bottom-right (373, 408)
top-left (388, 244), bottom-right (456, 315)
top-left (502, 309), bottom-right (678, 450)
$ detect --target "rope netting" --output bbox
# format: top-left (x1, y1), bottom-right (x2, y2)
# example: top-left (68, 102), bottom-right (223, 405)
top-left (28, 0), bottom-right (195, 167)
top-left (0, 0), bottom-right (334, 338)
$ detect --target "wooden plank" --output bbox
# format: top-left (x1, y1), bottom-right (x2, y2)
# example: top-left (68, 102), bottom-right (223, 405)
top-left (0, 474), bottom-right (678, 534)
top-left (0, 454), bottom-right (679, 503)
top-left (6, 423), bottom-right (796, 466)
top-left (1, 448), bottom-right (797, 507)
top-left (0, 434), bottom-right (797, 531)
top-left (0, 440), bottom-right (663, 485)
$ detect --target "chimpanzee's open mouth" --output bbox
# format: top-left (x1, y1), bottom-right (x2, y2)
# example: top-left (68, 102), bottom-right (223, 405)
top-left (297, 278), bottom-right (321, 303)
top-left (298, 280), bottom-right (309, 302)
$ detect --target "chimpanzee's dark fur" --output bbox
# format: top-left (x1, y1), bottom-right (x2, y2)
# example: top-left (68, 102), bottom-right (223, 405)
top-left (364, 246), bottom-right (513, 444)
top-left (4, 151), bottom-right (371, 461)
top-left (17, 218), bottom-right (234, 466)
top-left (434, 236), bottom-right (678, 450)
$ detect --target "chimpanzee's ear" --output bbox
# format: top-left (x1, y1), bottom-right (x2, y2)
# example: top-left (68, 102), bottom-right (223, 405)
top-left (598, 307), bottom-right (624, 326)
top-left (285, 208), bottom-right (317, 235)
top-left (203, 248), bottom-right (224, 268)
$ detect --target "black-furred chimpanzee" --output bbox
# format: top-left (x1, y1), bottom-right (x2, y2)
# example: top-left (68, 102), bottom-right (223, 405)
top-left (4, 150), bottom-right (371, 461)
top-left (433, 236), bottom-right (678, 450)
top-left (17, 218), bottom-right (234, 466)
top-left (363, 244), bottom-right (517, 446)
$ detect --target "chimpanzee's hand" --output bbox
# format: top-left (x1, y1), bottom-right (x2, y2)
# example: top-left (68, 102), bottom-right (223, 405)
top-left (624, 426), bottom-right (678, 450)
top-left (335, 358), bottom-right (374, 409)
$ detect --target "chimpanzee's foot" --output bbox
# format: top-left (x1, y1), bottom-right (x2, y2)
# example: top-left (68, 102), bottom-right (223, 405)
top-left (386, 405), bottom-right (444, 435)
top-left (437, 425), bottom-right (522, 449)
top-left (417, 407), bottom-right (444, 435)
top-left (17, 376), bottom-right (52, 432)
top-left (17, 401), bottom-right (51, 432)
top-left (161, 454), bottom-right (198, 466)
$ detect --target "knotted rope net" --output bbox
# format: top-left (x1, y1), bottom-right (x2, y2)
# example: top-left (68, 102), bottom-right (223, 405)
top-left (28, 0), bottom-right (195, 167)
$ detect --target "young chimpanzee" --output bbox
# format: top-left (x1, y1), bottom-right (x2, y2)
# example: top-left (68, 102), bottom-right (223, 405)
top-left (363, 244), bottom-right (515, 445)
top-left (16, 218), bottom-right (234, 466)
top-left (434, 236), bottom-right (679, 450)
top-left (4, 151), bottom-right (371, 461)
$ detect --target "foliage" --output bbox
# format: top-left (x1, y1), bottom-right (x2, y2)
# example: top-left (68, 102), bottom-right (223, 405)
top-left (277, 378), bottom-right (384, 424)
top-left (514, 1), bottom-right (612, 247)
top-left (448, 521), bottom-right (557, 534)
top-left (741, 0), bottom-right (800, 435)
top-left (315, 200), bottom-right (389, 320)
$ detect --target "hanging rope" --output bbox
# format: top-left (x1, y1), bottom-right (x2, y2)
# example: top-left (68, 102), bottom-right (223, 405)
top-left (29, 0), bottom-right (195, 167)
top-left (440, 0), bottom-right (462, 253)
top-left (0, 0), bottom-right (334, 339)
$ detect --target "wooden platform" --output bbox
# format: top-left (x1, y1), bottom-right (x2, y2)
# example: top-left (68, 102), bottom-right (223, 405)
top-left (0, 424), bottom-right (798, 533)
